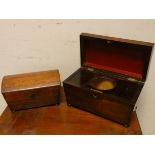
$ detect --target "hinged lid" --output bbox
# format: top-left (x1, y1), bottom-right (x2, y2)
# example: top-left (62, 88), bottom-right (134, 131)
top-left (1, 70), bottom-right (60, 93)
top-left (80, 33), bottom-right (154, 81)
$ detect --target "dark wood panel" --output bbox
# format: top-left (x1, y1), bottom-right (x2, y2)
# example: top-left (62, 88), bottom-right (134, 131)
top-left (63, 68), bottom-right (143, 127)
top-left (80, 33), bottom-right (153, 47)
top-left (64, 84), bottom-right (133, 126)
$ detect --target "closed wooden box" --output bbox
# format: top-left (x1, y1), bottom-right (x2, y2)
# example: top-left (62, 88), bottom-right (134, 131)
top-left (1, 70), bottom-right (61, 112)
top-left (63, 33), bottom-right (154, 127)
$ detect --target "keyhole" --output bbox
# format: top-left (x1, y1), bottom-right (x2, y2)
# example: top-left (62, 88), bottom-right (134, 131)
top-left (30, 93), bottom-right (36, 99)
top-left (92, 93), bottom-right (97, 99)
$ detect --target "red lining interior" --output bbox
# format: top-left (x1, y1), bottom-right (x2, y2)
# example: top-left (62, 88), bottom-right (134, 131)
top-left (83, 41), bottom-right (147, 79)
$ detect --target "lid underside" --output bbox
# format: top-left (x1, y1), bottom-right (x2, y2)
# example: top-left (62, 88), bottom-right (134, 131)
top-left (81, 33), bottom-right (153, 81)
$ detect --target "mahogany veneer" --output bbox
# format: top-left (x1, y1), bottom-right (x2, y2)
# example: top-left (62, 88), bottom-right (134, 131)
top-left (1, 70), bottom-right (61, 112)
top-left (63, 33), bottom-right (154, 127)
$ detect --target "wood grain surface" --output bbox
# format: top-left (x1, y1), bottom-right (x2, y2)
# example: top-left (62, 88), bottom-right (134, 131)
top-left (1, 70), bottom-right (60, 92)
top-left (1, 70), bottom-right (61, 112)
top-left (0, 88), bottom-right (142, 135)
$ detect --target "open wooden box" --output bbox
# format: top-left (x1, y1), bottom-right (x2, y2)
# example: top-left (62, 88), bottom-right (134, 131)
top-left (63, 33), bottom-right (154, 127)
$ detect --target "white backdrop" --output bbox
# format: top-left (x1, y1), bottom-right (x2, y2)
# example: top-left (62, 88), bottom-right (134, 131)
top-left (0, 19), bottom-right (155, 134)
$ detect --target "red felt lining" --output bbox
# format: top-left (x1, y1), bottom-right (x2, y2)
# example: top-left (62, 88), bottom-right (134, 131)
top-left (83, 41), bottom-right (146, 79)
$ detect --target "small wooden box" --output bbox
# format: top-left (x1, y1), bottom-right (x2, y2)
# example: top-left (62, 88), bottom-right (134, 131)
top-left (63, 33), bottom-right (154, 127)
top-left (1, 70), bottom-right (61, 112)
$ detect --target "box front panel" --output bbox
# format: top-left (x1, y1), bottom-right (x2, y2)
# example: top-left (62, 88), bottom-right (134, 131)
top-left (3, 86), bottom-right (60, 111)
top-left (64, 84), bottom-right (133, 126)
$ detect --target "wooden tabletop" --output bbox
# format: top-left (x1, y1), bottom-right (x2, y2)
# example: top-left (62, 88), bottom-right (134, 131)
top-left (0, 89), bottom-right (142, 135)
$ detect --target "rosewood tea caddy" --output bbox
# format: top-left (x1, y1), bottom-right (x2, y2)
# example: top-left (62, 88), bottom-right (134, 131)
top-left (63, 33), bottom-right (154, 127)
top-left (1, 70), bottom-right (61, 112)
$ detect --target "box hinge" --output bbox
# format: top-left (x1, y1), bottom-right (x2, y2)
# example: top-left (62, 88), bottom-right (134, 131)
top-left (87, 67), bottom-right (95, 72)
top-left (127, 77), bottom-right (138, 82)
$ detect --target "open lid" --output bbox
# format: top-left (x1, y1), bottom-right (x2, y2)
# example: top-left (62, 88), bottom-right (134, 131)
top-left (80, 33), bottom-right (154, 81)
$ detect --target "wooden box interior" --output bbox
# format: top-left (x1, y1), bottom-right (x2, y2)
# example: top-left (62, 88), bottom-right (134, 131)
top-left (66, 68), bottom-right (143, 104)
